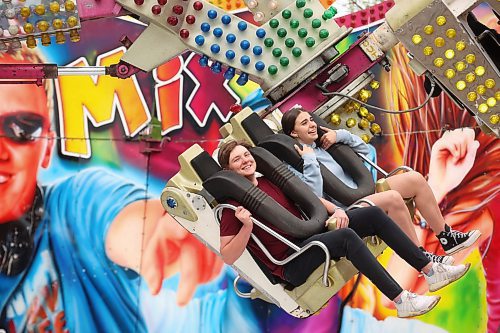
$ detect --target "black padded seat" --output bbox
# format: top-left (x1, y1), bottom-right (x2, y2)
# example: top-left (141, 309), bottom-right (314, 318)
top-left (238, 111), bottom-right (375, 206)
top-left (202, 146), bottom-right (328, 239)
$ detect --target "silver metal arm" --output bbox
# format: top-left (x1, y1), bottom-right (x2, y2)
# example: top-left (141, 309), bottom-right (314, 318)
top-left (214, 204), bottom-right (332, 287)
top-left (58, 66), bottom-right (107, 76)
top-left (356, 152), bottom-right (414, 178)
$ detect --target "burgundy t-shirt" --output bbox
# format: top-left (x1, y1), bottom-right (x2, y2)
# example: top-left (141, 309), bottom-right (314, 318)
top-left (220, 177), bottom-right (302, 279)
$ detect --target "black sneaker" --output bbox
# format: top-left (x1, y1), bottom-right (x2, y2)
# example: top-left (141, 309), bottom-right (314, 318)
top-left (438, 225), bottom-right (481, 255)
top-left (420, 247), bottom-right (455, 265)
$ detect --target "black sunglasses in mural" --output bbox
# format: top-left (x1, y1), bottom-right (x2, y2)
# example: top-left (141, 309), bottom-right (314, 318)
top-left (0, 113), bottom-right (46, 143)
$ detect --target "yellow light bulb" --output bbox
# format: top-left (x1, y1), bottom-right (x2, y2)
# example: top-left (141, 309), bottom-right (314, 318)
top-left (35, 4), bottom-right (45, 15)
top-left (436, 16), bottom-right (446, 26)
top-left (37, 21), bottom-right (49, 32)
top-left (423, 46), bottom-right (434, 56)
top-left (456, 41), bottom-right (466, 51)
top-left (370, 123), bottom-right (382, 135)
top-left (358, 118), bottom-right (369, 129)
top-left (490, 114), bottom-right (499, 125)
top-left (41, 33), bottom-right (51, 46)
top-left (352, 102), bottom-right (361, 110)
top-left (20, 6), bottom-right (31, 18)
top-left (485, 79), bottom-right (495, 89)
top-left (53, 19), bottom-right (63, 29)
top-left (455, 61), bottom-right (466, 71)
top-left (434, 37), bottom-right (445, 47)
top-left (330, 113), bottom-right (341, 125)
top-left (359, 89), bottom-right (372, 101)
top-left (412, 34), bottom-right (423, 45)
top-left (445, 28), bottom-right (456, 38)
top-left (475, 66), bottom-right (485, 76)
top-left (445, 49), bottom-right (455, 59)
top-left (465, 73), bottom-right (476, 83)
top-left (370, 80), bottom-right (380, 90)
top-left (465, 54), bottom-right (475, 64)
top-left (478, 103), bottom-right (489, 113)
top-left (358, 107), bottom-right (369, 117)
top-left (424, 25), bottom-right (434, 35)
top-left (445, 69), bottom-right (455, 79)
top-left (23, 23), bottom-right (34, 33)
top-left (495, 91), bottom-right (500, 100)
top-left (49, 1), bottom-right (60, 13)
top-left (456, 80), bottom-right (466, 91)
top-left (434, 58), bottom-right (444, 67)
top-left (361, 134), bottom-right (370, 143)
top-left (346, 118), bottom-right (356, 128)
top-left (67, 16), bottom-right (78, 28)
top-left (69, 29), bottom-right (80, 42)
top-left (26, 35), bottom-right (37, 48)
top-left (477, 85), bottom-right (486, 95)
top-left (367, 113), bottom-right (375, 122)
top-left (65, 0), bottom-right (76, 11)
top-left (487, 97), bottom-right (497, 107)
top-left (467, 91), bottom-right (477, 101)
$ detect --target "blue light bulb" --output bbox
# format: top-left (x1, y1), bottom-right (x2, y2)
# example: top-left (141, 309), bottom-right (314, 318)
top-left (213, 27), bottom-right (223, 37)
top-left (200, 22), bottom-right (210, 32)
top-left (256, 28), bottom-right (266, 38)
top-left (240, 55), bottom-right (250, 65)
top-left (236, 72), bottom-right (249, 86)
top-left (221, 15), bottom-right (231, 25)
top-left (210, 44), bottom-right (220, 54)
top-left (198, 55), bottom-right (209, 67)
top-left (225, 50), bottom-right (235, 59)
top-left (240, 40), bottom-right (250, 50)
top-left (207, 10), bottom-right (217, 19)
top-left (237, 21), bottom-right (247, 31)
top-left (226, 33), bottom-right (236, 43)
top-left (255, 61), bottom-right (265, 71)
top-left (252, 46), bottom-right (262, 55)
top-left (224, 67), bottom-right (236, 80)
top-left (195, 35), bottom-right (205, 46)
top-left (211, 61), bottom-right (222, 73)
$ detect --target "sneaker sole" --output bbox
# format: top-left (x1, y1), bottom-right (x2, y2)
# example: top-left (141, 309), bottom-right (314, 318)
top-left (397, 296), bottom-right (441, 318)
top-left (429, 263), bottom-right (471, 292)
top-left (444, 230), bottom-right (481, 255)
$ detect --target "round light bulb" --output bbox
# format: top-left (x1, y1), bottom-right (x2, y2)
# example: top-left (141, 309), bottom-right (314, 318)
top-left (456, 80), bottom-right (466, 91)
top-left (489, 114), bottom-right (499, 125)
top-left (434, 58), bottom-right (444, 67)
top-left (445, 49), bottom-right (455, 59)
top-left (486, 97), bottom-right (496, 107)
top-left (465, 54), bottom-right (475, 64)
top-left (467, 91), bottom-right (477, 101)
top-left (444, 68), bottom-right (455, 79)
top-left (478, 103), bottom-right (489, 113)
top-left (485, 79), bottom-right (495, 89)
top-left (436, 16), bottom-right (446, 26)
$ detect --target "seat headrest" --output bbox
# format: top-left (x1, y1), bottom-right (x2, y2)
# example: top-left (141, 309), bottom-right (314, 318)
top-left (190, 150), bottom-right (222, 181)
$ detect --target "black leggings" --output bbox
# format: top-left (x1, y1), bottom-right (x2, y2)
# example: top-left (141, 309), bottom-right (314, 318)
top-left (283, 206), bottom-right (430, 300)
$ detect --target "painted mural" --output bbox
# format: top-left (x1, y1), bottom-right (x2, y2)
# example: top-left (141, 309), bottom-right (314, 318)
top-left (0, 3), bottom-right (498, 333)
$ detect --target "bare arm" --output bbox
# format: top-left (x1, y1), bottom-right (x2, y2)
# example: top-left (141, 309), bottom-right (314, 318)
top-left (220, 206), bottom-right (254, 265)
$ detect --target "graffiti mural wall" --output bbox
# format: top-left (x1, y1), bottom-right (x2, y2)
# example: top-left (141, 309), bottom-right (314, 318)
top-left (0, 4), bottom-right (498, 333)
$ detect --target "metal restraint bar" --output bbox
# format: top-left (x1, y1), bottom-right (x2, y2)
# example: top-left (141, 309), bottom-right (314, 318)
top-left (214, 204), bottom-right (332, 287)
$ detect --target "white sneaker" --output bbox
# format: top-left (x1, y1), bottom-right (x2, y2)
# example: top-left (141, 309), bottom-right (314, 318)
top-left (424, 262), bottom-right (471, 292)
top-left (395, 290), bottom-right (441, 318)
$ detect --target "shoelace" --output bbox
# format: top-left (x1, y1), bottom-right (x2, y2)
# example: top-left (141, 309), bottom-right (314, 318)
top-left (447, 228), bottom-right (468, 244)
top-left (424, 251), bottom-right (445, 263)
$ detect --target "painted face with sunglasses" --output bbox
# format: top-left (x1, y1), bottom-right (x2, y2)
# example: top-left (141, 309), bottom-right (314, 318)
top-left (0, 83), bottom-right (54, 223)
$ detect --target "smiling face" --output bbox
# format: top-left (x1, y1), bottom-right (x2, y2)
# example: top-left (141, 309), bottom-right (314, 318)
top-left (227, 145), bottom-right (257, 179)
top-left (290, 111), bottom-right (318, 145)
top-left (0, 83), bottom-right (54, 222)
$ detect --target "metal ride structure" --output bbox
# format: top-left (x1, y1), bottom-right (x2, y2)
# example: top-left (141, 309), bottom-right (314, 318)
top-left (0, 0), bottom-right (498, 318)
